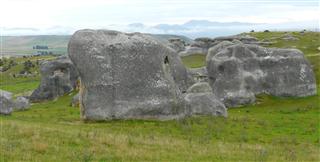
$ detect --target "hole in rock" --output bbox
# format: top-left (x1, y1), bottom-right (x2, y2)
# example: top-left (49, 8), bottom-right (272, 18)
top-left (218, 65), bottom-right (225, 73)
top-left (164, 56), bottom-right (169, 64)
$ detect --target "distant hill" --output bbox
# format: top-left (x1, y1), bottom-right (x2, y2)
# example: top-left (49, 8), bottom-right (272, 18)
top-left (1, 34), bottom-right (193, 56)
top-left (2, 35), bottom-right (70, 56)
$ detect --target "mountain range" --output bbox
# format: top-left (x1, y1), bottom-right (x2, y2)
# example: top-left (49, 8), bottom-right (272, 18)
top-left (2, 20), bottom-right (318, 38)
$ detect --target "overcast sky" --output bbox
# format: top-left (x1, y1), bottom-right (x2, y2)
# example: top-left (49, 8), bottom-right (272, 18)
top-left (0, 0), bottom-right (319, 33)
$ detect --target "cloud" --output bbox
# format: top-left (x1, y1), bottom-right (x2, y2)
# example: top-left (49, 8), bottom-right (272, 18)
top-left (0, 0), bottom-right (318, 36)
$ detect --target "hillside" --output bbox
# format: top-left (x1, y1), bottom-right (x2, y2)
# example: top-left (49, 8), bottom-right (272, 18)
top-left (1, 34), bottom-right (193, 56)
top-left (0, 31), bottom-right (319, 161)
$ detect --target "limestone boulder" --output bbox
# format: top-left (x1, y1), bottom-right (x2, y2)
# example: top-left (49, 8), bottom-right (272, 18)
top-left (30, 56), bottom-right (79, 102)
top-left (0, 90), bottom-right (14, 115)
top-left (14, 96), bottom-right (30, 111)
top-left (68, 29), bottom-right (194, 120)
top-left (207, 41), bottom-right (317, 107)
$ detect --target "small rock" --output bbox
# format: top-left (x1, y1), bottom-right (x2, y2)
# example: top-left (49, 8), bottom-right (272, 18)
top-left (0, 90), bottom-right (14, 115)
top-left (14, 96), bottom-right (30, 111)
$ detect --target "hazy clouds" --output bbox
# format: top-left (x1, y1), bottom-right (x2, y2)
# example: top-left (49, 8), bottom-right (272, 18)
top-left (0, 0), bottom-right (318, 36)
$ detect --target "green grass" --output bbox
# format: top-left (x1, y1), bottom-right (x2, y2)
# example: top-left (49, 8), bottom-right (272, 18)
top-left (0, 93), bottom-right (319, 161)
top-left (0, 55), bottom-right (55, 95)
top-left (0, 31), bottom-right (320, 161)
top-left (181, 54), bottom-right (206, 68)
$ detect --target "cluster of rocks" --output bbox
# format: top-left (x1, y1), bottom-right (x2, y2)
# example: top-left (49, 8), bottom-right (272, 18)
top-left (67, 29), bottom-right (316, 120)
top-left (281, 33), bottom-right (299, 41)
top-left (29, 56), bottom-right (79, 102)
top-left (206, 41), bottom-right (316, 107)
top-left (1, 30), bottom-right (317, 121)
top-left (177, 35), bottom-right (274, 57)
top-left (0, 89), bottom-right (30, 115)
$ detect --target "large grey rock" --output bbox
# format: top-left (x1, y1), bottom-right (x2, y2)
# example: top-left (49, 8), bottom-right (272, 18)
top-left (14, 96), bottom-right (30, 111)
top-left (30, 56), bottom-right (79, 102)
top-left (68, 29), bottom-right (194, 120)
top-left (207, 41), bottom-right (317, 107)
top-left (0, 90), bottom-right (14, 115)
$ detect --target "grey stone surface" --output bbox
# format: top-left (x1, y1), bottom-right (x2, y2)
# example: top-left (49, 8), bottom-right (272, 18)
top-left (193, 37), bottom-right (218, 49)
top-left (184, 82), bottom-right (227, 117)
top-left (0, 89), bottom-right (13, 99)
top-left (168, 38), bottom-right (186, 52)
top-left (207, 41), bottom-right (317, 107)
top-left (30, 56), bottom-right (79, 102)
top-left (0, 90), bottom-right (14, 115)
top-left (14, 96), bottom-right (30, 111)
top-left (179, 37), bottom-right (218, 56)
top-left (68, 29), bottom-right (194, 120)
top-left (184, 93), bottom-right (227, 117)
top-left (186, 82), bottom-right (212, 93)
top-left (187, 67), bottom-right (208, 82)
top-left (206, 41), bottom-right (234, 62)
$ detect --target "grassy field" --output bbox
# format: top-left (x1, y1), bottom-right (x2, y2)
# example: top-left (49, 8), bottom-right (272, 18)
top-left (181, 54), bottom-right (206, 68)
top-left (0, 55), bottom-right (55, 95)
top-left (0, 31), bottom-right (319, 161)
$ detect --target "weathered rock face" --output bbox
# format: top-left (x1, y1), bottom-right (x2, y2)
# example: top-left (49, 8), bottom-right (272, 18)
top-left (184, 82), bottom-right (227, 117)
top-left (187, 67), bottom-right (208, 82)
top-left (0, 90), bottom-right (14, 115)
top-left (179, 38), bottom-right (217, 56)
top-left (168, 38), bottom-right (186, 52)
top-left (186, 81), bottom-right (212, 93)
top-left (193, 37), bottom-right (217, 49)
top-left (207, 41), bottom-right (317, 107)
top-left (30, 56), bottom-right (79, 102)
top-left (68, 29), bottom-right (194, 120)
top-left (14, 96), bottom-right (30, 111)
